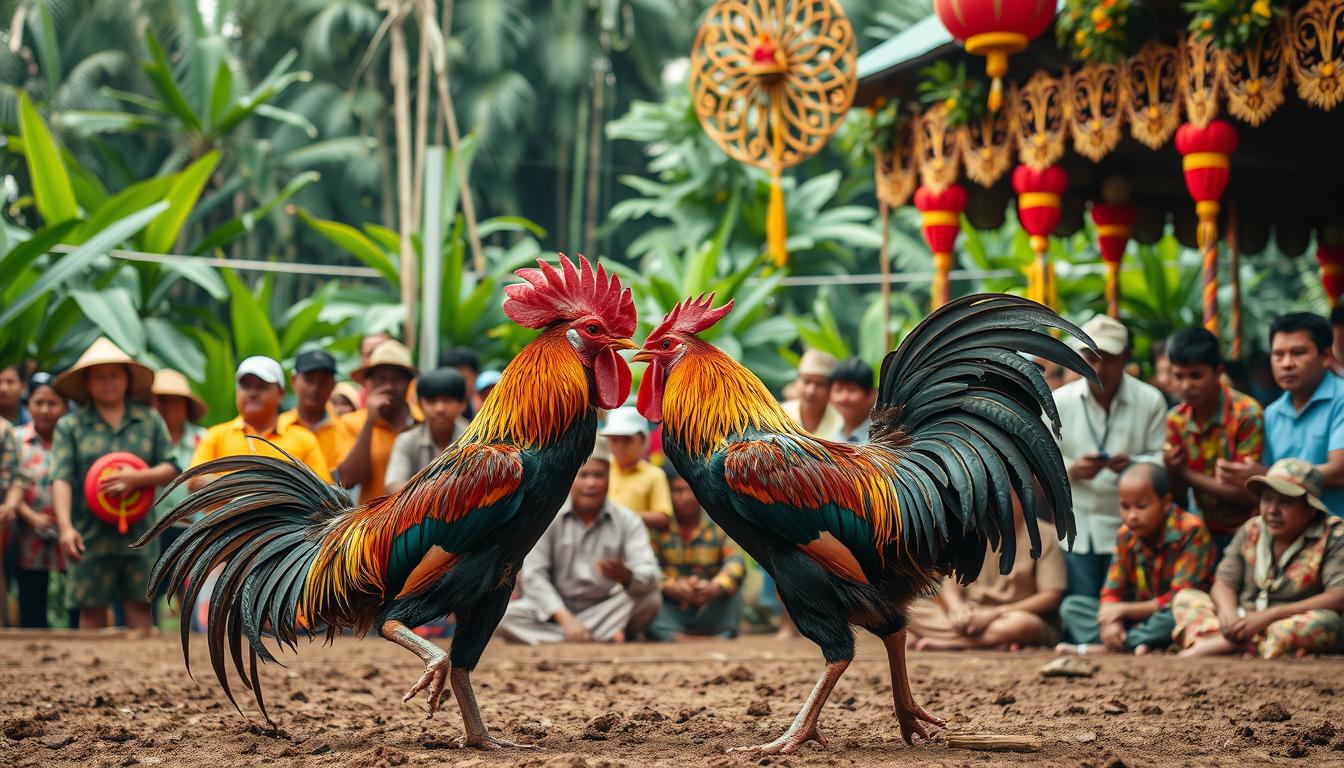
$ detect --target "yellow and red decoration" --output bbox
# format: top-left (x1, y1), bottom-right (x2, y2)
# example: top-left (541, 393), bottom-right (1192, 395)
top-left (690, 0), bottom-right (857, 267)
top-left (84, 452), bottom-right (153, 535)
top-left (1091, 203), bottom-right (1137, 317)
top-left (1012, 164), bottom-right (1067, 307)
top-left (915, 184), bottom-right (967, 309)
top-left (933, 0), bottom-right (1056, 111)
top-left (1175, 119), bottom-right (1238, 334)
top-left (1317, 244), bottom-right (1344, 306)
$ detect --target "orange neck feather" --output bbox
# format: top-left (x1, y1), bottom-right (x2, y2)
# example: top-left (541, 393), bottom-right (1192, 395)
top-left (661, 339), bottom-right (799, 454)
top-left (461, 327), bottom-right (589, 447)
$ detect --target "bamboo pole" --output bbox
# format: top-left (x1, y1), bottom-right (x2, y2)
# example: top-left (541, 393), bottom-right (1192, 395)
top-left (879, 200), bottom-right (892, 350)
top-left (410, 4), bottom-right (433, 232)
top-left (583, 42), bottom-right (610, 255)
top-left (386, 0), bottom-right (418, 350)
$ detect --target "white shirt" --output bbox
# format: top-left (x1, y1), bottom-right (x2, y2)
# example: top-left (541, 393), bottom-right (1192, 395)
top-left (1052, 374), bottom-right (1168, 554)
top-left (782, 399), bottom-right (843, 439)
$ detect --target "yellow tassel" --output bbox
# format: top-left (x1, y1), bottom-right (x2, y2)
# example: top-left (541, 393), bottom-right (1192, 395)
top-left (767, 175), bottom-right (787, 267)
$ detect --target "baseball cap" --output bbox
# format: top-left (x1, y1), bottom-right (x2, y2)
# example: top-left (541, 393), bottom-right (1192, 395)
top-left (236, 356), bottom-right (285, 390)
top-left (295, 349), bottom-right (337, 375)
top-left (599, 406), bottom-right (649, 437)
top-left (476, 369), bottom-right (502, 393)
top-left (590, 434), bottom-right (612, 464)
top-left (1247, 458), bottom-right (1329, 514)
top-left (1070, 314), bottom-right (1127, 356)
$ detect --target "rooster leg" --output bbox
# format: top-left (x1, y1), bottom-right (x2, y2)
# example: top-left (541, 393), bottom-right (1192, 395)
top-left (380, 620), bottom-right (451, 717)
top-left (882, 630), bottom-right (946, 744)
top-left (450, 667), bottom-right (536, 749)
top-left (728, 659), bottom-right (849, 755)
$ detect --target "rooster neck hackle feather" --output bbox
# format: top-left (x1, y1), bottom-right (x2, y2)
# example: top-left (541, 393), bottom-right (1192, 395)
top-left (661, 339), bottom-right (798, 455)
top-left (460, 328), bottom-right (589, 447)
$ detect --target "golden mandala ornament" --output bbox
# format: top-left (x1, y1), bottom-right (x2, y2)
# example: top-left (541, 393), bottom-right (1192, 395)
top-left (1290, 0), bottom-right (1344, 110)
top-left (1220, 19), bottom-right (1289, 125)
top-left (1068, 63), bottom-right (1125, 162)
top-left (1015, 71), bottom-right (1067, 170)
top-left (1125, 41), bottom-right (1182, 148)
top-left (915, 102), bottom-right (964, 191)
top-left (960, 91), bottom-right (1016, 188)
top-left (1181, 34), bottom-right (1221, 127)
top-left (690, 0), bottom-right (857, 265)
top-left (875, 117), bottom-right (917, 209)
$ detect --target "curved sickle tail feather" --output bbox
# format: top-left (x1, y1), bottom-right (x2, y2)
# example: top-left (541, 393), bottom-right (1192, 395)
top-left (133, 441), bottom-right (357, 724)
top-left (874, 294), bottom-right (1097, 582)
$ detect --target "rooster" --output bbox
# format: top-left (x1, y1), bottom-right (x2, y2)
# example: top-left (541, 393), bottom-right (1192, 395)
top-left (136, 255), bottom-right (636, 749)
top-left (634, 293), bottom-right (1093, 754)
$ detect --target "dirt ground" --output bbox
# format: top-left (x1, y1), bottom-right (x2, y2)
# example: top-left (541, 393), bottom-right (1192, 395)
top-left (2, 631), bottom-right (1342, 768)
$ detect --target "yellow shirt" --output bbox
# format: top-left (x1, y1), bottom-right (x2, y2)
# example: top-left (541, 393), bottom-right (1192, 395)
top-left (341, 409), bottom-right (416, 504)
top-left (279, 407), bottom-right (356, 472)
top-left (609, 459), bottom-right (673, 517)
top-left (190, 416), bottom-right (331, 482)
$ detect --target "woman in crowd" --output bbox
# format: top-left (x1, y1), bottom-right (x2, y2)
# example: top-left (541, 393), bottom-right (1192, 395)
top-left (1174, 459), bottom-right (1344, 658)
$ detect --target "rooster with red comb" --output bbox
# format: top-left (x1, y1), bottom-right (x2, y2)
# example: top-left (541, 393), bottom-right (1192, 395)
top-left (137, 255), bottom-right (636, 749)
top-left (634, 293), bottom-right (1095, 754)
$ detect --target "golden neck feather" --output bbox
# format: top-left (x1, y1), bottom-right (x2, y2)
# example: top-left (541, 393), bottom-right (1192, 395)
top-left (460, 328), bottom-right (589, 447)
top-left (661, 339), bottom-right (799, 454)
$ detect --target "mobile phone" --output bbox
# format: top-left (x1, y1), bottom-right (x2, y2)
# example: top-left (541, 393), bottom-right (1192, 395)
top-left (1096, 451), bottom-right (1110, 462)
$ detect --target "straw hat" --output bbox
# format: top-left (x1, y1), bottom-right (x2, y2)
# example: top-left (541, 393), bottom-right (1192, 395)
top-left (151, 369), bottom-right (207, 423)
top-left (797, 348), bottom-right (839, 378)
top-left (350, 339), bottom-right (418, 384)
top-left (53, 337), bottom-right (154, 404)
top-left (332, 381), bottom-right (361, 405)
top-left (1248, 458), bottom-right (1329, 515)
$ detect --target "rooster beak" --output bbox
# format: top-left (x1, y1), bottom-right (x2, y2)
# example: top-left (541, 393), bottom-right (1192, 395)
top-left (611, 337), bottom-right (638, 351)
top-left (631, 349), bottom-right (654, 364)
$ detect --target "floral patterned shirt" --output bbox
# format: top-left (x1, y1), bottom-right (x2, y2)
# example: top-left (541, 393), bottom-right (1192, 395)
top-left (14, 424), bottom-right (64, 572)
top-left (1101, 505), bottom-right (1215, 608)
top-left (652, 511), bottom-right (746, 595)
top-left (0, 416), bottom-right (17, 490)
top-left (1215, 514), bottom-right (1344, 611)
top-left (1166, 384), bottom-right (1264, 535)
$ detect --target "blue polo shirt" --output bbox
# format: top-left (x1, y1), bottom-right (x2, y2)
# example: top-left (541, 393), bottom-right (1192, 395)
top-left (1264, 372), bottom-right (1344, 516)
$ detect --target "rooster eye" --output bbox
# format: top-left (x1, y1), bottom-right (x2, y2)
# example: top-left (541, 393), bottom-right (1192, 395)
top-left (586, 324), bottom-right (600, 335)
top-left (661, 339), bottom-right (671, 349)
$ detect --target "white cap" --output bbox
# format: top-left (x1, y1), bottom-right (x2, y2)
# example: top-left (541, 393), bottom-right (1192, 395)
top-left (599, 406), bottom-right (649, 437)
top-left (236, 356), bottom-right (285, 390)
top-left (1070, 314), bottom-right (1129, 356)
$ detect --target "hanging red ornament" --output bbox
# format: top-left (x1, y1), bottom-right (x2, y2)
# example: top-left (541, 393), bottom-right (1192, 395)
top-left (1091, 203), bottom-right (1137, 318)
top-left (915, 183), bottom-right (967, 309)
top-left (1013, 164), bottom-right (1067, 307)
top-left (1175, 119), bottom-right (1238, 335)
top-left (1318, 244), bottom-right (1344, 307)
top-left (933, 0), bottom-right (1056, 112)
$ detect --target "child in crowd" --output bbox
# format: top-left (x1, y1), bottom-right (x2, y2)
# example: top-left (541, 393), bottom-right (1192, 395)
top-left (1058, 463), bottom-right (1215, 655)
top-left (601, 406), bottom-right (673, 532)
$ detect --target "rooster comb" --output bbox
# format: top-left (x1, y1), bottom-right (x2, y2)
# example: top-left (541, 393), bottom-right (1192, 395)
top-left (646, 293), bottom-right (734, 341)
top-left (503, 254), bottom-right (636, 337)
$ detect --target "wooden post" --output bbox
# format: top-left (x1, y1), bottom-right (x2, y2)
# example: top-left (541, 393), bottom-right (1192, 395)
top-left (879, 200), bottom-right (892, 350)
top-left (387, 0), bottom-right (418, 350)
top-left (1227, 202), bottom-right (1241, 360)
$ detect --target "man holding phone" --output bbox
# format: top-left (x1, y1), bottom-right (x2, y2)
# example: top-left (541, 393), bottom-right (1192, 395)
top-left (1054, 315), bottom-right (1168, 609)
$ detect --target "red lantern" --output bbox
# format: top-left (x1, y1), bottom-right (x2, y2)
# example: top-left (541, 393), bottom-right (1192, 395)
top-left (933, 0), bottom-right (1056, 111)
top-left (1175, 119), bottom-right (1238, 334)
top-left (915, 183), bottom-right (967, 309)
top-left (1013, 164), bottom-right (1066, 307)
top-left (1318, 245), bottom-right (1344, 307)
top-left (1091, 203), bottom-right (1137, 317)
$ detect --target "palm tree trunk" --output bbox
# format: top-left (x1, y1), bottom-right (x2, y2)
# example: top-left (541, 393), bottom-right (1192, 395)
top-left (411, 4), bottom-right (433, 232)
top-left (388, 1), bottom-right (418, 350)
top-left (426, 0), bottom-right (484, 272)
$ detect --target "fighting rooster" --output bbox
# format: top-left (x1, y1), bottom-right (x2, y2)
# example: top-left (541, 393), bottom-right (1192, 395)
top-left (136, 255), bottom-right (636, 749)
top-left (634, 294), bottom-right (1093, 754)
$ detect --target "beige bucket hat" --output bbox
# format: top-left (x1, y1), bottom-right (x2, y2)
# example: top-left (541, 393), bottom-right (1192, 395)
top-left (53, 337), bottom-right (154, 404)
top-left (350, 339), bottom-right (418, 384)
top-left (151, 369), bottom-right (207, 423)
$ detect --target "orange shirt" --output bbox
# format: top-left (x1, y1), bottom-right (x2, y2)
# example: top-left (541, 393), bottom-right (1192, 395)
top-left (279, 407), bottom-right (356, 472)
top-left (340, 409), bottom-right (417, 504)
top-left (190, 416), bottom-right (331, 481)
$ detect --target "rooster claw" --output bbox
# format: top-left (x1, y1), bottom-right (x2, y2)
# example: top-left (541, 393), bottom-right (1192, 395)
top-left (402, 655), bottom-right (451, 718)
top-left (728, 725), bottom-right (828, 755)
top-left (455, 734), bottom-right (537, 750)
top-left (896, 702), bottom-right (945, 745)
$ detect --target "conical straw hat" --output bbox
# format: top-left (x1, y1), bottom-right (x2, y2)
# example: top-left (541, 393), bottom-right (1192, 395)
top-left (53, 337), bottom-right (154, 404)
top-left (151, 369), bottom-right (207, 423)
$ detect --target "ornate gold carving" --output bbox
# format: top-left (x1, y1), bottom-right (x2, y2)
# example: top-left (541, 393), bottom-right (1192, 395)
top-left (960, 90), bottom-right (1015, 187)
top-left (1290, 0), bottom-right (1344, 110)
top-left (1219, 20), bottom-right (1289, 125)
top-left (915, 103), bottom-right (963, 192)
top-left (689, 0), bottom-right (857, 172)
top-left (1181, 34), bottom-right (1221, 126)
top-left (874, 118), bottom-right (917, 208)
top-left (1126, 41), bottom-right (1182, 148)
top-left (1067, 63), bottom-right (1124, 162)
top-left (1015, 71), bottom-right (1067, 169)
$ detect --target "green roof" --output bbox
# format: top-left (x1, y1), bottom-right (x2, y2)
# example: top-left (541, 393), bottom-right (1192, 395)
top-left (856, 16), bottom-right (955, 85)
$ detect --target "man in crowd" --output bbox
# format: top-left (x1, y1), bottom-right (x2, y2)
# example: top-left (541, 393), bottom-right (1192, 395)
top-left (0, 365), bottom-right (28, 426)
top-left (356, 332), bottom-right (392, 408)
top-left (1054, 314), bottom-right (1168, 600)
top-left (339, 340), bottom-right (418, 504)
top-left (602, 406), bottom-right (673, 532)
top-left (280, 349), bottom-right (355, 476)
top-left (1162, 327), bottom-right (1263, 554)
top-left (1220, 313), bottom-right (1344, 516)
top-left (385, 367), bottom-right (470, 494)
top-left (497, 437), bottom-right (662, 644)
top-left (781, 348), bottom-right (842, 438)
top-left (189, 356), bottom-right (330, 490)
top-left (829, 357), bottom-right (876, 444)
top-left (440, 346), bottom-right (484, 420)
top-left (646, 464), bottom-right (746, 641)
top-left (475, 370), bottom-right (501, 403)
top-left (1149, 338), bottom-right (1178, 407)
top-left (1331, 303), bottom-right (1344, 378)
top-left (50, 338), bottom-right (179, 630)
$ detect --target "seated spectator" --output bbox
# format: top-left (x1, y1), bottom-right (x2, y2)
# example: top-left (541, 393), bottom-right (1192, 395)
top-left (497, 437), bottom-right (661, 644)
top-left (440, 346), bottom-right (483, 420)
top-left (50, 337), bottom-right (179, 630)
top-left (906, 492), bottom-right (1066, 651)
top-left (1058, 463), bottom-right (1214, 655)
top-left (646, 464), bottom-right (746, 641)
top-left (829, 357), bottom-right (875, 444)
top-left (601, 406), bottom-right (673, 532)
top-left (1220, 313), bottom-right (1344, 515)
top-left (1174, 459), bottom-right (1344, 658)
top-left (1163, 327), bottom-right (1264, 554)
top-left (781, 348), bottom-right (842, 438)
top-left (189, 356), bottom-right (330, 490)
top-left (3, 373), bottom-right (69, 627)
top-left (331, 382), bottom-right (360, 417)
top-left (280, 349), bottom-right (355, 476)
top-left (476, 369), bottom-right (501, 403)
top-left (385, 367), bottom-right (469, 494)
top-left (339, 340), bottom-right (418, 504)
top-left (0, 364), bottom-right (27, 426)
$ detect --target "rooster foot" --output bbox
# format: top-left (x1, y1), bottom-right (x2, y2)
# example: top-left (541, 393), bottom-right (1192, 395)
top-left (727, 724), bottom-right (828, 755)
top-left (896, 700), bottom-right (945, 745)
top-left (454, 733), bottom-right (537, 750)
top-left (402, 654), bottom-right (451, 718)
